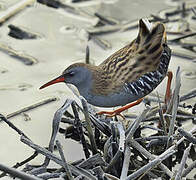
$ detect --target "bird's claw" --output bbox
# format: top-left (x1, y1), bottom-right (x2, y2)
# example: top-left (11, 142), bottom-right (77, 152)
top-left (97, 111), bottom-right (125, 119)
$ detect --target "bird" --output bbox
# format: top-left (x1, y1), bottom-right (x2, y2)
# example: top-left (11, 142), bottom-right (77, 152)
top-left (40, 18), bottom-right (172, 117)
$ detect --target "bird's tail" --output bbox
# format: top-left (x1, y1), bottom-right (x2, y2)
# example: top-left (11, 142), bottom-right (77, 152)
top-left (136, 18), bottom-right (166, 49)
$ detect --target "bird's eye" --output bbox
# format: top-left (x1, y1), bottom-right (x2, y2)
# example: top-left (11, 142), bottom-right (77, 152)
top-left (68, 71), bottom-right (75, 76)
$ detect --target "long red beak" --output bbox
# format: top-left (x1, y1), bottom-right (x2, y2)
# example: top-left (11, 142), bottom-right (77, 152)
top-left (39, 75), bottom-right (65, 89)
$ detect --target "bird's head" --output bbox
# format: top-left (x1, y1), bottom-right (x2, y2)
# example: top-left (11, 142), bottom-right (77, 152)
top-left (39, 63), bottom-right (93, 90)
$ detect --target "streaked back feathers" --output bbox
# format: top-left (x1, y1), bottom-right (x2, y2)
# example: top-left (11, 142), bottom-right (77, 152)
top-left (90, 19), bottom-right (167, 95)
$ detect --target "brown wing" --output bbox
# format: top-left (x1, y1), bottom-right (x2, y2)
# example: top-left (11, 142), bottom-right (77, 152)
top-left (99, 20), bottom-right (166, 89)
top-left (92, 19), bottom-right (166, 96)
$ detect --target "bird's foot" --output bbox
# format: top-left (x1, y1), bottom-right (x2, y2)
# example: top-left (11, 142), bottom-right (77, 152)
top-left (97, 98), bottom-right (143, 119)
top-left (97, 110), bottom-right (125, 119)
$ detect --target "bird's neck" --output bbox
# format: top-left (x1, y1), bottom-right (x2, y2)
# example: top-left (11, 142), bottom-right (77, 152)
top-left (71, 64), bottom-right (100, 96)
top-left (75, 63), bottom-right (110, 97)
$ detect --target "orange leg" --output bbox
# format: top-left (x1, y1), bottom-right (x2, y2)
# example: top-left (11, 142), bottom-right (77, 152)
top-left (97, 98), bottom-right (143, 118)
top-left (165, 71), bottom-right (173, 105)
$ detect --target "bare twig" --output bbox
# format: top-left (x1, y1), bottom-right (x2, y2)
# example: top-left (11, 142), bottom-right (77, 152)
top-left (91, 35), bottom-right (111, 50)
top-left (135, 136), bottom-right (169, 142)
top-left (180, 88), bottom-right (196, 102)
top-left (157, 92), bottom-right (167, 134)
top-left (28, 167), bottom-right (46, 176)
top-left (129, 140), bottom-right (173, 178)
top-left (169, 32), bottom-right (196, 42)
top-left (80, 97), bottom-right (98, 154)
top-left (104, 173), bottom-right (120, 180)
top-left (126, 149), bottom-right (175, 180)
top-left (94, 12), bottom-right (118, 25)
top-left (44, 99), bottom-right (73, 166)
top-left (78, 154), bottom-right (106, 169)
top-left (21, 135), bottom-right (97, 179)
top-left (56, 140), bottom-right (74, 180)
top-left (3, 97), bottom-right (58, 120)
top-left (105, 150), bottom-right (122, 172)
top-left (175, 143), bottom-right (192, 180)
top-left (0, 0), bottom-right (35, 23)
top-left (182, 160), bottom-right (196, 177)
top-left (106, 107), bottom-right (150, 174)
top-left (178, 128), bottom-right (196, 144)
top-left (37, 172), bottom-right (62, 179)
top-left (0, 43), bottom-right (38, 65)
top-left (0, 163), bottom-right (41, 180)
top-left (0, 114), bottom-right (30, 139)
top-left (120, 146), bottom-right (131, 180)
top-left (171, 51), bottom-right (196, 60)
top-left (71, 102), bottom-right (90, 158)
top-left (126, 107), bottom-right (150, 139)
top-left (191, 7), bottom-right (196, 16)
top-left (116, 122), bottom-right (125, 152)
top-left (0, 151), bottom-right (38, 178)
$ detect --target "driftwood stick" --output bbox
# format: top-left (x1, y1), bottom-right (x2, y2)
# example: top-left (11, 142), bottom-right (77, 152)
top-left (94, 12), bottom-right (118, 25)
top-left (157, 92), bottom-right (167, 134)
top-left (106, 108), bottom-right (149, 173)
top-left (129, 140), bottom-right (173, 177)
top-left (28, 167), bottom-right (46, 176)
top-left (21, 135), bottom-right (97, 179)
top-left (0, 0), bottom-right (35, 23)
top-left (87, 25), bottom-right (121, 36)
top-left (145, 114), bottom-right (196, 122)
top-left (141, 125), bottom-right (164, 132)
top-left (169, 32), bottom-right (196, 42)
top-left (182, 160), bottom-right (196, 177)
top-left (180, 88), bottom-right (196, 102)
top-left (4, 97), bottom-right (58, 120)
top-left (126, 107), bottom-right (150, 138)
top-left (44, 99), bottom-right (73, 166)
top-left (73, 166), bottom-right (97, 180)
top-left (89, 113), bottom-right (111, 136)
top-left (0, 42), bottom-right (38, 65)
top-left (121, 108), bottom-right (149, 180)
top-left (0, 163), bottom-right (41, 180)
top-left (91, 36), bottom-right (111, 50)
top-left (178, 128), bottom-right (196, 144)
top-left (80, 97), bottom-right (98, 154)
top-left (0, 151), bottom-right (38, 178)
top-left (71, 102), bottom-right (90, 158)
top-left (104, 173), bottom-right (120, 180)
top-left (78, 154), bottom-right (106, 169)
top-left (105, 150), bottom-right (122, 172)
top-left (0, 114), bottom-right (30, 139)
top-left (192, 7), bottom-right (196, 16)
top-left (126, 150), bottom-right (175, 180)
top-left (120, 146), bottom-right (131, 180)
top-left (135, 136), bottom-right (169, 142)
top-left (171, 51), bottom-right (196, 60)
top-left (116, 122), bottom-right (125, 152)
top-left (21, 135), bottom-right (63, 166)
top-left (37, 172), bottom-right (62, 179)
top-left (56, 140), bottom-right (74, 180)
top-left (175, 143), bottom-right (192, 180)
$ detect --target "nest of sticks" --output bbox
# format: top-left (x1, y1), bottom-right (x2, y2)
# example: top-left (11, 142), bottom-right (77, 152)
top-left (0, 68), bottom-right (196, 180)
